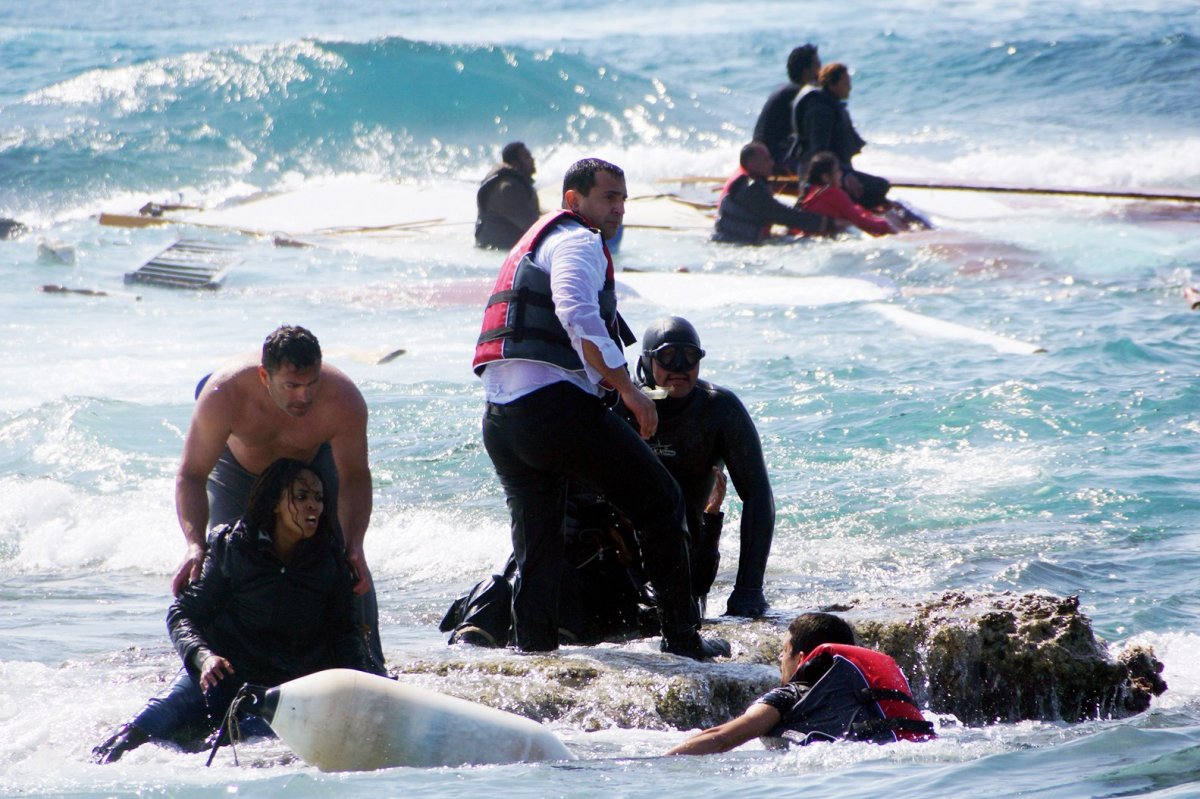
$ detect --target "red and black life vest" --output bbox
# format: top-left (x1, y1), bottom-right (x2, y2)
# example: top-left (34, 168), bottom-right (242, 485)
top-left (472, 210), bottom-right (633, 376)
top-left (772, 643), bottom-right (935, 745)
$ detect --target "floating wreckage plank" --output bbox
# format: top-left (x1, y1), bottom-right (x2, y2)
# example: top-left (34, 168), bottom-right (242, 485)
top-left (124, 239), bottom-right (240, 290)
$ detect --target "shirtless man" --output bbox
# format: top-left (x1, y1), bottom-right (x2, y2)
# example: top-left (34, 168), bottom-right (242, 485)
top-left (173, 325), bottom-right (382, 664)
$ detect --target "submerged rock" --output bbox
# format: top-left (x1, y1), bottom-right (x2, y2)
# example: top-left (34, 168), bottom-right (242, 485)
top-left (393, 591), bottom-right (1165, 731)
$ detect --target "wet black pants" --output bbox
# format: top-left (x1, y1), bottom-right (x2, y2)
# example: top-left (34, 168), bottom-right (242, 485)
top-left (482, 381), bottom-right (699, 652)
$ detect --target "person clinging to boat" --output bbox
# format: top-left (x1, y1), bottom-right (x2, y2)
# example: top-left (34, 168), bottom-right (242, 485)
top-left (713, 141), bottom-right (830, 244)
top-left (475, 141), bottom-right (541, 250)
top-left (444, 316), bottom-right (776, 646)
top-left (472, 157), bottom-right (729, 660)
top-left (93, 458), bottom-right (387, 764)
top-left (666, 612), bottom-right (934, 755)
top-left (173, 325), bottom-right (384, 670)
top-left (799, 151), bottom-right (898, 236)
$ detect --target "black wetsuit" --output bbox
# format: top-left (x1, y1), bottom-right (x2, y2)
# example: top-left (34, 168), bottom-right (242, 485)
top-left (644, 380), bottom-right (775, 616)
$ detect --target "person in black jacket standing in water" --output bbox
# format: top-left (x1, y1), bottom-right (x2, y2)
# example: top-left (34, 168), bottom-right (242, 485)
top-left (93, 458), bottom-right (385, 763)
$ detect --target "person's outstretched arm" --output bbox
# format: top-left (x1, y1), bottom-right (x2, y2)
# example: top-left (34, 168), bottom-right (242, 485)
top-left (665, 703), bottom-right (781, 755)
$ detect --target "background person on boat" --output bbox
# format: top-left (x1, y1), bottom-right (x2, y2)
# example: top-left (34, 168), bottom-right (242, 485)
top-left (475, 141), bottom-right (541, 250)
top-left (800, 151), bottom-right (897, 236)
top-left (666, 612), bottom-right (933, 755)
top-left (788, 62), bottom-right (891, 209)
top-left (473, 157), bottom-right (728, 660)
top-left (713, 141), bottom-right (830, 244)
top-left (752, 43), bottom-right (821, 171)
top-left (444, 316), bottom-right (776, 645)
top-left (93, 458), bottom-right (385, 764)
top-left (173, 325), bottom-right (384, 669)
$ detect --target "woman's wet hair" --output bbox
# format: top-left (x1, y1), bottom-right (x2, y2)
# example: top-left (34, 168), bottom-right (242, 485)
top-left (803, 152), bottom-right (840, 186)
top-left (241, 457), bottom-right (333, 542)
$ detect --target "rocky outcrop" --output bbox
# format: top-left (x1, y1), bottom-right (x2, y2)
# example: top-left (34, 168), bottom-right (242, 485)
top-left (393, 591), bottom-right (1165, 731)
top-left (853, 592), bottom-right (1167, 725)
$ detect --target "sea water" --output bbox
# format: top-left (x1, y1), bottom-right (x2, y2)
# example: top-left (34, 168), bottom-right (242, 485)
top-left (3, 1), bottom-right (1200, 796)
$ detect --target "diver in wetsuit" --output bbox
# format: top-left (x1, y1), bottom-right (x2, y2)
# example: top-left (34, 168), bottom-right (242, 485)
top-left (442, 316), bottom-right (775, 646)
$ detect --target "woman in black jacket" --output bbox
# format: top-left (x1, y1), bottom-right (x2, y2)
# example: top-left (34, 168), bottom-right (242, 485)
top-left (94, 458), bottom-right (384, 763)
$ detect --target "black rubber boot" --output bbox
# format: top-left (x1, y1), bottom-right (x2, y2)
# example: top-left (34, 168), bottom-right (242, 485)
top-left (661, 630), bottom-right (732, 660)
top-left (92, 723), bottom-right (151, 764)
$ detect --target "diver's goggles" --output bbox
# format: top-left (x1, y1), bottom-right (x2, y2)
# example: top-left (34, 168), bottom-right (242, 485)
top-left (646, 342), bottom-right (705, 372)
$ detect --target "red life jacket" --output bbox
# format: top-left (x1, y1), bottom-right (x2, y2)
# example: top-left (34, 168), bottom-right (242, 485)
top-left (472, 209), bottom-right (631, 376)
top-left (776, 643), bottom-right (935, 744)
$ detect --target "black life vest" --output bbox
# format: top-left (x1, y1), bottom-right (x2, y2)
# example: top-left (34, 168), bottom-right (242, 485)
top-left (713, 171), bottom-right (770, 244)
top-left (769, 643), bottom-right (935, 745)
top-left (472, 210), bottom-right (633, 376)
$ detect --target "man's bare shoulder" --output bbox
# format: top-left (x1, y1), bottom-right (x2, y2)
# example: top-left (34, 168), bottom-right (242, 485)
top-left (196, 358), bottom-right (262, 407)
top-left (318, 363), bottom-right (368, 420)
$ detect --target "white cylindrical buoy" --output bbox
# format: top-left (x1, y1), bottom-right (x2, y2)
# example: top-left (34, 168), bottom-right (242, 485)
top-left (257, 669), bottom-right (575, 772)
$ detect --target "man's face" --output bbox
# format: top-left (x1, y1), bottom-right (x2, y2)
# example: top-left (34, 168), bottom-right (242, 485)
top-left (515, 147), bottom-right (536, 178)
top-left (746, 144), bottom-right (774, 180)
top-left (260, 362), bottom-right (321, 418)
top-left (650, 358), bottom-right (699, 399)
top-left (566, 170), bottom-right (626, 240)
top-left (779, 632), bottom-right (804, 684)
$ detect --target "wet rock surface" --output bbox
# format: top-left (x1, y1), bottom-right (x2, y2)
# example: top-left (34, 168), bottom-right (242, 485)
top-left (392, 591), bottom-right (1165, 731)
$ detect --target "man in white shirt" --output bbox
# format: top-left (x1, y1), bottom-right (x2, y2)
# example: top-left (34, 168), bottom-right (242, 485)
top-left (471, 158), bottom-right (728, 660)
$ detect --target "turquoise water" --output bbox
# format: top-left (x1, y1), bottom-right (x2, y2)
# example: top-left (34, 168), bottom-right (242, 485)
top-left (3, 2), bottom-right (1200, 796)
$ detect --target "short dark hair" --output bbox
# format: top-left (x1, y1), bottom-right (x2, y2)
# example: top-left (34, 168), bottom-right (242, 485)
top-left (501, 141), bottom-right (527, 164)
top-left (786, 612), bottom-right (856, 656)
top-left (262, 325), bottom-right (321, 374)
top-left (740, 141), bottom-right (767, 170)
top-left (803, 151), bottom-right (840, 185)
top-left (819, 62), bottom-right (849, 90)
top-left (786, 44), bottom-right (819, 83)
top-left (240, 457), bottom-right (335, 543)
top-left (563, 158), bottom-right (624, 197)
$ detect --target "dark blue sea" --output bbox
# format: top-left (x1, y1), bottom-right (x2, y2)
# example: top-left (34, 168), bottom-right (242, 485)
top-left (3, 1), bottom-right (1200, 796)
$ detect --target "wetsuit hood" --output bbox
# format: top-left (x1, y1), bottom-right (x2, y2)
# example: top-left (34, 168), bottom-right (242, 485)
top-left (638, 316), bottom-right (703, 388)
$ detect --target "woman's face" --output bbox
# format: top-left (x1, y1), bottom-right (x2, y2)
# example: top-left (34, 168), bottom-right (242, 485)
top-left (275, 469), bottom-right (324, 542)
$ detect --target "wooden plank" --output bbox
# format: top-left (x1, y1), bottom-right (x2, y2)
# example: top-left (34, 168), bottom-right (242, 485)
top-left (124, 239), bottom-right (240, 290)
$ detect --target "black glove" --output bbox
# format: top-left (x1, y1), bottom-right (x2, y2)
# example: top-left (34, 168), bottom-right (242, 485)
top-left (723, 587), bottom-right (768, 618)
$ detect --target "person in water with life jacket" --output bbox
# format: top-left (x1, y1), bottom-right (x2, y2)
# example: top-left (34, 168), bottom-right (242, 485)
top-left (666, 612), bottom-right (935, 755)
top-left (92, 458), bottom-right (385, 764)
top-left (712, 141), bottom-right (830, 244)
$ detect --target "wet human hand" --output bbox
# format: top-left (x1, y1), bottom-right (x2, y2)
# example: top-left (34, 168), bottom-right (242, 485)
top-left (199, 655), bottom-right (234, 691)
top-left (171, 543), bottom-right (206, 596)
top-left (346, 548), bottom-right (373, 596)
top-left (705, 469), bottom-right (727, 514)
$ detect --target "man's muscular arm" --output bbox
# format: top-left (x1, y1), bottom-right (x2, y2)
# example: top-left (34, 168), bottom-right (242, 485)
top-left (173, 382), bottom-right (236, 595)
top-left (330, 379), bottom-right (373, 595)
